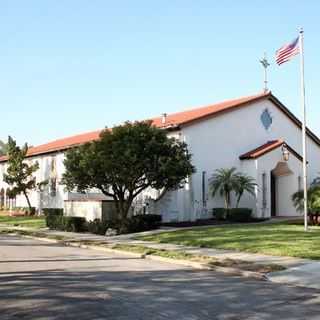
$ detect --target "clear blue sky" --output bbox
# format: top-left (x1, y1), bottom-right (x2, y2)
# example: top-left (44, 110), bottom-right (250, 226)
top-left (0, 1), bottom-right (319, 145)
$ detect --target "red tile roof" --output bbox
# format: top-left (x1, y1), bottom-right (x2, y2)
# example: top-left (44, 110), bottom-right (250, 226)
top-left (0, 91), bottom-right (316, 162)
top-left (0, 130), bottom-right (102, 161)
top-left (239, 140), bottom-right (284, 159)
top-left (239, 140), bottom-right (303, 161)
top-left (151, 91), bottom-right (269, 128)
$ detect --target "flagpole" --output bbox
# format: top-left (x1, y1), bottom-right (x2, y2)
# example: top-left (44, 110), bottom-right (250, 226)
top-left (299, 28), bottom-right (308, 231)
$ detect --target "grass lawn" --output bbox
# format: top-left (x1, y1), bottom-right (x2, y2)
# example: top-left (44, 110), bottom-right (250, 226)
top-left (139, 221), bottom-right (320, 260)
top-left (0, 215), bottom-right (46, 229)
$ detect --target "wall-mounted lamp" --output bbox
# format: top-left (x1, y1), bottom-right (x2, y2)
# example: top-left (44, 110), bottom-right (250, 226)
top-left (281, 144), bottom-right (290, 162)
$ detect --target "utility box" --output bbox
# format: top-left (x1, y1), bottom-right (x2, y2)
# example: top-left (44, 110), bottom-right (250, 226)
top-left (64, 199), bottom-right (117, 221)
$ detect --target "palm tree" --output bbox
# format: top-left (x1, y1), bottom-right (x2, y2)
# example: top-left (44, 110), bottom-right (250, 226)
top-left (292, 186), bottom-right (320, 214)
top-left (209, 167), bottom-right (239, 210)
top-left (234, 174), bottom-right (257, 208)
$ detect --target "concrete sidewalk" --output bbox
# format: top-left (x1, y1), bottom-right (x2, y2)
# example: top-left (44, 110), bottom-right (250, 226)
top-left (1, 222), bottom-right (320, 289)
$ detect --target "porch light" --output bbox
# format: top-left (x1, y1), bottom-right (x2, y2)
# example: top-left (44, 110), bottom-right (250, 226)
top-left (281, 144), bottom-right (290, 161)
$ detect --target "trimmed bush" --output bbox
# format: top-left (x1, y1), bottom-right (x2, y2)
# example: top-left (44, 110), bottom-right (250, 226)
top-left (45, 214), bottom-right (87, 232)
top-left (87, 219), bottom-right (118, 235)
top-left (87, 214), bottom-right (162, 236)
top-left (42, 208), bottom-right (64, 216)
top-left (46, 214), bottom-right (62, 229)
top-left (46, 213), bottom-right (161, 235)
top-left (212, 208), bottom-right (227, 220)
top-left (123, 214), bottom-right (162, 233)
top-left (227, 208), bottom-right (252, 222)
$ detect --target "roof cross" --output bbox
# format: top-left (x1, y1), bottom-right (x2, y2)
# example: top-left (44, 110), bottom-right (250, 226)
top-left (260, 53), bottom-right (270, 93)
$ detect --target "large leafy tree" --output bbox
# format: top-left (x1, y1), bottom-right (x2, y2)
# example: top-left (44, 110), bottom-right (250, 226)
top-left (62, 121), bottom-right (195, 219)
top-left (3, 136), bottom-right (39, 213)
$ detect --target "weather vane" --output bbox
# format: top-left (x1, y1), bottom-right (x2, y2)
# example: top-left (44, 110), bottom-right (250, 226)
top-left (260, 53), bottom-right (270, 92)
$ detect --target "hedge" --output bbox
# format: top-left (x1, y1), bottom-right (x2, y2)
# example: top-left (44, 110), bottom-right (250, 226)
top-left (87, 214), bottom-right (162, 235)
top-left (212, 208), bottom-right (227, 220)
top-left (42, 208), bottom-right (64, 216)
top-left (227, 208), bottom-right (252, 222)
top-left (45, 212), bottom-right (162, 235)
top-left (212, 208), bottom-right (252, 222)
top-left (45, 213), bottom-right (87, 232)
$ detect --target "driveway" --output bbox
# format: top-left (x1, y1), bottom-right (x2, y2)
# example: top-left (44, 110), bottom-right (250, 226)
top-left (0, 235), bottom-right (319, 320)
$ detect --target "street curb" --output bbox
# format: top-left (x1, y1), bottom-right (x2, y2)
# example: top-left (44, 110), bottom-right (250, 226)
top-left (4, 233), bottom-right (60, 244)
top-left (67, 242), bottom-right (144, 258)
top-left (144, 254), bottom-right (212, 270)
top-left (145, 254), bottom-right (268, 280)
top-left (3, 231), bottom-right (269, 281)
top-left (209, 265), bottom-right (269, 281)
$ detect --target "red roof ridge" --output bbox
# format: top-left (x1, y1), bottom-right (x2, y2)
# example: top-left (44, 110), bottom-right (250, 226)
top-left (239, 139), bottom-right (302, 161)
top-left (2, 90), bottom-right (318, 162)
top-left (151, 91), bottom-right (270, 127)
top-left (0, 129), bottom-right (103, 162)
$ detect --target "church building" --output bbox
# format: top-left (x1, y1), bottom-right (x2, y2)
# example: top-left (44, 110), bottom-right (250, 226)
top-left (0, 91), bottom-right (318, 222)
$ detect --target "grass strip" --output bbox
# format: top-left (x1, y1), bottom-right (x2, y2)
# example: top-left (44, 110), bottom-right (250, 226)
top-left (112, 244), bottom-right (285, 273)
top-left (0, 229), bottom-right (285, 274)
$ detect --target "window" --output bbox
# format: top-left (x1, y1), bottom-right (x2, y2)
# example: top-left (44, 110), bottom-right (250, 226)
top-left (0, 188), bottom-right (4, 208)
top-left (202, 171), bottom-right (207, 208)
top-left (260, 108), bottom-right (272, 130)
top-left (5, 188), bottom-right (10, 208)
top-left (50, 177), bottom-right (57, 197)
top-left (49, 157), bottom-right (57, 197)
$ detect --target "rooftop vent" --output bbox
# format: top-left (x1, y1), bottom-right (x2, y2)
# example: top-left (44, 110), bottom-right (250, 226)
top-left (161, 113), bottom-right (167, 124)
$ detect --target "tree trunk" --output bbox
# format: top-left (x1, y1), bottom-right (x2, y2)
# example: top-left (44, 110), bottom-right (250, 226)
top-left (236, 195), bottom-right (240, 208)
top-left (224, 192), bottom-right (231, 219)
top-left (23, 191), bottom-right (33, 215)
top-left (224, 192), bottom-right (230, 210)
top-left (117, 198), bottom-right (133, 221)
top-left (236, 190), bottom-right (244, 208)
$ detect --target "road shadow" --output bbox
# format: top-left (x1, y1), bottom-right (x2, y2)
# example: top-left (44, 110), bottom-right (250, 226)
top-left (0, 268), bottom-right (319, 320)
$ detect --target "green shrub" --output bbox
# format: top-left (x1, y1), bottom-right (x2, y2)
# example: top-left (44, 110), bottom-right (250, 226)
top-left (119, 214), bottom-right (162, 234)
top-left (212, 208), bottom-right (227, 220)
top-left (45, 214), bottom-right (62, 229)
top-left (42, 208), bottom-right (64, 216)
top-left (65, 217), bottom-right (87, 232)
top-left (227, 208), bottom-right (252, 222)
top-left (87, 219), bottom-right (118, 235)
top-left (45, 214), bottom-right (87, 232)
top-left (87, 214), bottom-right (162, 235)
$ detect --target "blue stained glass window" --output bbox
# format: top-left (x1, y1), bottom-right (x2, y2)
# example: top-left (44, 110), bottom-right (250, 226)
top-left (260, 109), bottom-right (272, 130)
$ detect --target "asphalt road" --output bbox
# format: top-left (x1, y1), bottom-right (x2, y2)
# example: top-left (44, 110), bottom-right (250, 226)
top-left (0, 235), bottom-right (319, 320)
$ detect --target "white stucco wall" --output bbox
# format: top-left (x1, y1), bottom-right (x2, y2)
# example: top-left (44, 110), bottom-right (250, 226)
top-left (0, 152), bottom-right (68, 210)
top-left (254, 148), bottom-right (302, 218)
top-left (0, 96), bottom-right (319, 222)
top-left (64, 200), bottom-right (102, 221)
top-left (155, 98), bottom-right (320, 221)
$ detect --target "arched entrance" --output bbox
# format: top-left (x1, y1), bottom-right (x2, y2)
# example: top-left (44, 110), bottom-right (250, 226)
top-left (270, 161), bottom-right (294, 217)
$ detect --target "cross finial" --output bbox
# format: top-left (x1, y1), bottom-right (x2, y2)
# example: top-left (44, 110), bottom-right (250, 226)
top-left (259, 52), bottom-right (270, 92)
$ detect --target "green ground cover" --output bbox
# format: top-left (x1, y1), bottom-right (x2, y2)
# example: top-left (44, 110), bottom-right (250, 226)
top-left (139, 221), bottom-right (320, 259)
top-left (0, 215), bottom-right (46, 229)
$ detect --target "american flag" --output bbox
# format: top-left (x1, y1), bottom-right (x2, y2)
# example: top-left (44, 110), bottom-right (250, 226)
top-left (276, 37), bottom-right (300, 65)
